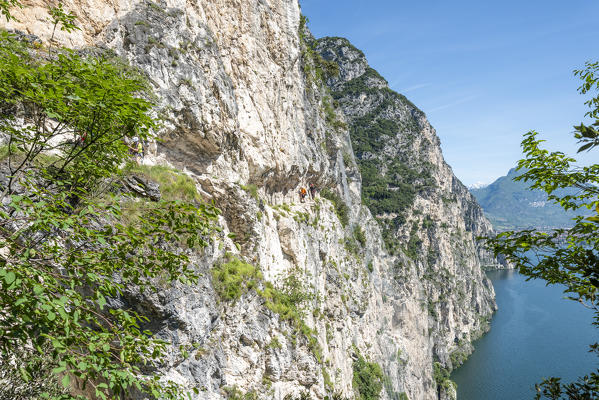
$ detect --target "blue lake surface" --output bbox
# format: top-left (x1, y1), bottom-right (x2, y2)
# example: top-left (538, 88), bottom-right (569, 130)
top-left (451, 269), bottom-right (598, 400)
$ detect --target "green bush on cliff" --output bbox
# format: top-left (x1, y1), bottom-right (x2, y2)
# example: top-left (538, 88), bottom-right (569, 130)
top-left (240, 183), bottom-right (259, 201)
top-left (259, 273), bottom-right (321, 361)
top-left (406, 222), bottom-right (423, 260)
top-left (433, 362), bottom-right (456, 392)
top-left (352, 352), bottom-right (384, 400)
top-left (212, 257), bottom-right (322, 362)
top-left (212, 257), bottom-right (262, 302)
top-left (353, 225), bottom-right (367, 246)
top-left (224, 386), bottom-right (259, 400)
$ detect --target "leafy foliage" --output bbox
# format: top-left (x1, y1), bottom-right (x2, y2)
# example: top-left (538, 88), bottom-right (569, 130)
top-left (484, 61), bottom-right (599, 399)
top-left (0, 32), bottom-right (155, 196)
top-left (48, 2), bottom-right (79, 52)
top-left (48, 3), bottom-right (78, 33)
top-left (572, 61), bottom-right (599, 153)
top-left (0, 24), bottom-right (221, 400)
top-left (0, 0), bottom-right (20, 22)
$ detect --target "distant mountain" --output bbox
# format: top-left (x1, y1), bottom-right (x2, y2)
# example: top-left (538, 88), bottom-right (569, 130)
top-left (468, 181), bottom-right (489, 190)
top-left (470, 168), bottom-right (585, 230)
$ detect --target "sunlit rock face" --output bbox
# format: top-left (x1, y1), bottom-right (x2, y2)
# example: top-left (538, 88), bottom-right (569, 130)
top-left (3, 1), bottom-right (505, 399)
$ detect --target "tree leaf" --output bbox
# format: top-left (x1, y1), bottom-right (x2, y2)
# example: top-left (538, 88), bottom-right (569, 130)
top-left (4, 271), bottom-right (15, 285)
top-left (51, 366), bottom-right (67, 375)
top-left (577, 142), bottom-right (595, 153)
top-left (61, 374), bottom-right (70, 388)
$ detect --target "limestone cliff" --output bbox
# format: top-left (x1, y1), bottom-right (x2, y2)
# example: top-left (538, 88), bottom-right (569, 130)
top-left (2, 1), bottom-right (503, 399)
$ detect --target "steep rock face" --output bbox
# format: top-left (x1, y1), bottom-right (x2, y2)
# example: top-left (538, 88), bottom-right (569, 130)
top-left (4, 2), bottom-right (503, 400)
top-left (316, 34), bottom-right (504, 383)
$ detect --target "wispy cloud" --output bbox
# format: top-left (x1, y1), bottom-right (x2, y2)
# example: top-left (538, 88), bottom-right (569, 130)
top-left (399, 82), bottom-right (432, 93)
top-left (427, 95), bottom-right (479, 113)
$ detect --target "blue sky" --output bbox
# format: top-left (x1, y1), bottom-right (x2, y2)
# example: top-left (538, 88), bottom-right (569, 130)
top-left (300, 0), bottom-right (599, 186)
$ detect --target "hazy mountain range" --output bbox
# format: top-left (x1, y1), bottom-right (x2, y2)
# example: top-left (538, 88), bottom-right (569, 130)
top-left (470, 168), bottom-right (586, 230)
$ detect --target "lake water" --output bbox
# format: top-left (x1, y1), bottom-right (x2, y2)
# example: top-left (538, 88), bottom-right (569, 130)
top-left (451, 269), bottom-right (598, 400)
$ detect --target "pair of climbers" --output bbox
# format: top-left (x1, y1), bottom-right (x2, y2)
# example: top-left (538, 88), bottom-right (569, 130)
top-left (299, 182), bottom-right (317, 203)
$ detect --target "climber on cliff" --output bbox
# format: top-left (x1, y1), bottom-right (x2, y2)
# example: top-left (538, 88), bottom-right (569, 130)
top-left (299, 187), bottom-right (307, 203)
top-left (137, 140), bottom-right (144, 164)
top-left (309, 182), bottom-right (317, 199)
top-left (129, 137), bottom-right (143, 164)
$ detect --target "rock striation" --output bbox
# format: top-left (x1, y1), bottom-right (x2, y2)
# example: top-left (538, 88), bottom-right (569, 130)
top-left (2, 1), bottom-right (507, 399)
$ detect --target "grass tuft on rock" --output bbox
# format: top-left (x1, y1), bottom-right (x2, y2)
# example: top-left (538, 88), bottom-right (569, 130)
top-left (211, 257), bottom-right (262, 302)
top-left (124, 163), bottom-right (199, 201)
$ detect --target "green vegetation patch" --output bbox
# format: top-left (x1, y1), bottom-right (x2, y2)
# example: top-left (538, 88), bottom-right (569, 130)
top-left (211, 258), bottom-right (322, 362)
top-left (433, 362), bottom-right (456, 392)
top-left (124, 164), bottom-right (199, 201)
top-left (360, 160), bottom-right (418, 217)
top-left (211, 257), bottom-right (262, 302)
top-left (353, 225), bottom-right (366, 247)
top-left (332, 67), bottom-right (387, 99)
top-left (224, 386), bottom-right (259, 400)
top-left (405, 222), bottom-right (423, 260)
top-left (259, 274), bottom-right (321, 362)
top-left (0, 21), bottom-right (220, 399)
top-left (240, 183), bottom-right (259, 201)
top-left (353, 352), bottom-right (384, 400)
top-left (321, 188), bottom-right (350, 227)
top-left (299, 16), bottom-right (340, 90)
